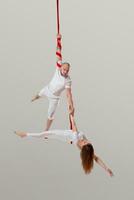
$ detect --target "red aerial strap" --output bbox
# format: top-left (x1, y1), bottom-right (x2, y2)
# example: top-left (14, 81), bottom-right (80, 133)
top-left (56, 0), bottom-right (60, 34)
top-left (56, 0), bottom-right (62, 68)
top-left (56, 2), bottom-right (72, 134)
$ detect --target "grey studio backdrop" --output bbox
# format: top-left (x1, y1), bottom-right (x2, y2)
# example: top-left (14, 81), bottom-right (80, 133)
top-left (0, 0), bottom-right (134, 200)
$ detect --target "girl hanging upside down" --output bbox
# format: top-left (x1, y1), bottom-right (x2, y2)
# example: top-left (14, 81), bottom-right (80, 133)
top-left (31, 34), bottom-right (74, 131)
top-left (15, 115), bottom-right (114, 176)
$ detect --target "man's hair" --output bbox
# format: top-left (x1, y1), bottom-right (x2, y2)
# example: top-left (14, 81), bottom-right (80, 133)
top-left (62, 62), bottom-right (70, 67)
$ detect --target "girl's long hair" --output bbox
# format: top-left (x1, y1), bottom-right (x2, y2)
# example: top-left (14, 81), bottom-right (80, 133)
top-left (80, 143), bottom-right (94, 174)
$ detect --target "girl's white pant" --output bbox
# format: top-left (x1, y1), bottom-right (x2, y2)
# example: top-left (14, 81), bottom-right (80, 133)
top-left (38, 86), bottom-right (60, 120)
top-left (27, 130), bottom-right (77, 144)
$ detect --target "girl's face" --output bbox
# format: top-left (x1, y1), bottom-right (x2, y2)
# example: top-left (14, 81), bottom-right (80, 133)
top-left (61, 64), bottom-right (70, 77)
top-left (78, 139), bottom-right (90, 149)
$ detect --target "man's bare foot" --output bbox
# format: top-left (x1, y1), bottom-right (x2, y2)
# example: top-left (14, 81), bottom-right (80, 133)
top-left (31, 95), bottom-right (40, 102)
top-left (44, 133), bottom-right (48, 139)
top-left (14, 131), bottom-right (27, 138)
top-left (31, 97), bottom-right (36, 102)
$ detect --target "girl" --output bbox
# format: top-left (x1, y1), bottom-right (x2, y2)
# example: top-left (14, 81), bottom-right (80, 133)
top-left (15, 115), bottom-right (114, 176)
top-left (31, 34), bottom-right (74, 131)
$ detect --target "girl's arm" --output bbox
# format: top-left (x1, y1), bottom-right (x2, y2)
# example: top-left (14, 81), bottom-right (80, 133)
top-left (94, 154), bottom-right (114, 177)
top-left (66, 88), bottom-right (74, 116)
top-left (69, 114), bottom-right (78, 133)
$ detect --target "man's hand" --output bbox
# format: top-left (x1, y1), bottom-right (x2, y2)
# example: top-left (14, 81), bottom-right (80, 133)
top-left (69, 105), bottom-right (75, 116)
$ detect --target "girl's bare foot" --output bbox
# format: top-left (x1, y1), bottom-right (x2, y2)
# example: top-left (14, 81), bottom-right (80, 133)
top-left (107, 168), bottom-right (114, 177)
top-left (14, 131), bottom-right (27, 138)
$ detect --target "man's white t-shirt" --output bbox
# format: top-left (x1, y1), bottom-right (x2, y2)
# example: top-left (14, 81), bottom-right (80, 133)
top-left (39, 68), bottom-right (72, 99)
top-left (48, 68), bottom-right (71, 96)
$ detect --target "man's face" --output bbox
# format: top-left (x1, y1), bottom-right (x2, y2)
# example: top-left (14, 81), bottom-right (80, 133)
top-left (60, 64), bottom-right (70, 77)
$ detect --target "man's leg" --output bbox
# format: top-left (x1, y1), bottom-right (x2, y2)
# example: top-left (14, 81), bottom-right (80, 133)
top-left (45, 98), bottom-right (59, 131)
top-left (45, 118), bottom-right (53, 131)
top-left (31, 87), bottom-right (47, 102)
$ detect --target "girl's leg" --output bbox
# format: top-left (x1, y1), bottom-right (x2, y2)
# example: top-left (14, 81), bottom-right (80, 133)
top-left (15, 131), bottom-right (27, 138)
top-left (15, 131), bottom-right (48, 139)
top-left (15, 130), bottom-right (72, 143)
top-left (43, 129), bottom-right (72, 143)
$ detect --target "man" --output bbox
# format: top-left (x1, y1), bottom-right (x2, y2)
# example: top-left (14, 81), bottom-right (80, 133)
top-left (31, 34), bottom-right (74, 131)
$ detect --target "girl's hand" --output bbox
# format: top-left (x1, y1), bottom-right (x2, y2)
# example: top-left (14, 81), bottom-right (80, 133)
top-left (107, 168), bottom-right (114, 177)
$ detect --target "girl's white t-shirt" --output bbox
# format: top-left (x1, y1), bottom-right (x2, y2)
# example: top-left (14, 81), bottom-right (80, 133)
top-left (69, 131), bottom-right (86, 145)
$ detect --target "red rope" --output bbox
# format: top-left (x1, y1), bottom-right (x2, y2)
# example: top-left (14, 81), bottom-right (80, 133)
top-left (56, 2), bottom-right (72, 135)
top-left (56, 0), bottom-right (62, 68)
top-left (56, 0), bottom-right (60, 34)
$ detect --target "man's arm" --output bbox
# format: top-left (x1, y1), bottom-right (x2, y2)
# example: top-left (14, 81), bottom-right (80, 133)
top-left (94, 154), bottom-right (114, 177)
top-left (66, 88), bottom-right (75, 116)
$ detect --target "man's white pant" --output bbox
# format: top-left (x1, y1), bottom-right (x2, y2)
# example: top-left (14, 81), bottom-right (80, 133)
top-left (38, 86), bottom-right (60, 120)
top-left (47, 98), bottom-right (59, 120)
